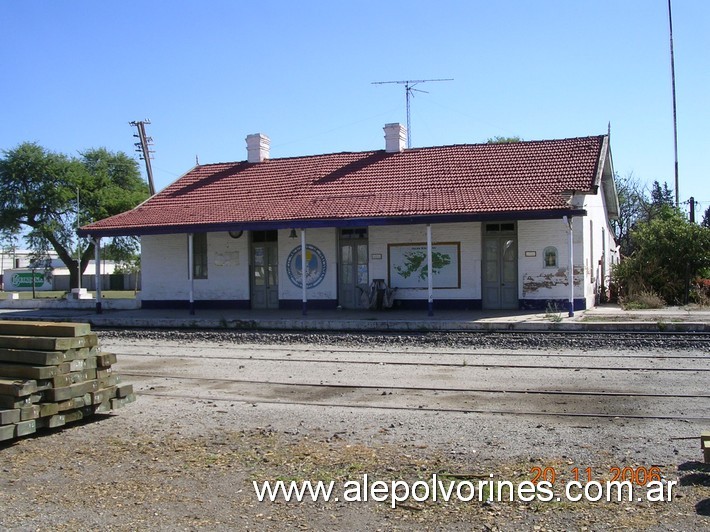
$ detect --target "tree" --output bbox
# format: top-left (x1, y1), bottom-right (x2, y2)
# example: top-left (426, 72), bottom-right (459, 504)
top-left (486, 136), bottom-right (523, 144)
top-left (648, 180), bottom-right (675, 220)
top-left (0, 142), bottom-right (149, 289)
top-left (702, 205), bottom-right (710, 229)
top-left (613, 208), bottom-right (710, 304)
top-left (611, 172), bottom-right (649, 256)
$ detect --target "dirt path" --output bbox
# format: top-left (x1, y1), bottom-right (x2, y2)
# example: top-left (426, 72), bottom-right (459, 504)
top-left (1, 332), bottom-right (708, 530)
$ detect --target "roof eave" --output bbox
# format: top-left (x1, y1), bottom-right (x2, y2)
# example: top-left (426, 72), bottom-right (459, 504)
top-left (79, 208), bottom-right (588, 238)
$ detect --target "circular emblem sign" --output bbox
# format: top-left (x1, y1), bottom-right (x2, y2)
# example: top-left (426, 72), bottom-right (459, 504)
top-left (286, 244), bottom-right (327, 289)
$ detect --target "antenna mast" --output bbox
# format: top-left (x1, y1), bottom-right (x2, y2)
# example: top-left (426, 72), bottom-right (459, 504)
top-left (372, 78), bottom-right (453, 148)
top-left (667, 0), bottom-right (679, 207)
top-left (129, 119), bottom-right (156, 195)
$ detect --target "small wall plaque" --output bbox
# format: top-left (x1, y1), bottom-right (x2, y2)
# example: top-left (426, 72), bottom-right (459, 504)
top-left (371, 253), bottom-right (382, 260)
top-left (525, 251), bottom-right (537, 257)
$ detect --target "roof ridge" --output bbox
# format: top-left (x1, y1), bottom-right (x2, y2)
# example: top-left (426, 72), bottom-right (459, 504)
top-left (195, 135), bottom-right (606, 167)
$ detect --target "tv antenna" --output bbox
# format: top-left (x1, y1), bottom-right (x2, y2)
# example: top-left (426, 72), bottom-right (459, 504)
top-left (129, 119), bottom-right (156, 195)
top-left (372, 78), bottom-right (453, 148)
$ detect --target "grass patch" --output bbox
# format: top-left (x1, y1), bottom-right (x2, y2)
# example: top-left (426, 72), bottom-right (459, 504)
top-left (621, 289), bottom-right (665, 310)
top-left (544, 301), bottom-right (563, 322)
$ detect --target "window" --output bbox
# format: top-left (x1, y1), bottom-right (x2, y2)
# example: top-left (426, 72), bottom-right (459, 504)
top-left (543, 246), bottom-right (558, 268)
top-left (251, 230), bottom-right (278, 243)
top-left (192, 232), bottom-right (208, 279)
top-left (340, 228), bottom-right (368, 239)
top-left (485, 222), bottom-right (516, 233)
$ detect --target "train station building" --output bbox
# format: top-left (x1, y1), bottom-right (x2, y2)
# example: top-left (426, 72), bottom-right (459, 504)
top-left (79, 124), bottom-right (620, 315)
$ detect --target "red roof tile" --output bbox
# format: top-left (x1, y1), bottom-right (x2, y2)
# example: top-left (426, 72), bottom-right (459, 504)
top-left (80, 135), bottom-right (607, 236)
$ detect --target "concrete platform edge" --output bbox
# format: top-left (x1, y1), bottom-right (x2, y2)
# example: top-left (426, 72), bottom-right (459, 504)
top-left (1, 315), bottom-right (707, 333)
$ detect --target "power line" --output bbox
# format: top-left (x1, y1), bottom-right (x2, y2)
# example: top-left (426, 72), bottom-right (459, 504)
top-left (372, 78), bottom-right (453, 148)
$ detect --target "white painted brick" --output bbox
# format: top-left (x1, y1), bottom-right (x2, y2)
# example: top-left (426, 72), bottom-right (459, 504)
top-left (278, 228), bottom-right (337, 300)
top-left (369, 222), bottom-right (481, 300)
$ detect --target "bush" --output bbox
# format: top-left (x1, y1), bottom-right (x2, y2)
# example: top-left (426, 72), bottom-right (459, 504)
top-left (612, 209), bottom-right (710, 305)
top-left (693, 278), bottom-right (710, 307)
top-left (620, 289), bottom-right (665, 310)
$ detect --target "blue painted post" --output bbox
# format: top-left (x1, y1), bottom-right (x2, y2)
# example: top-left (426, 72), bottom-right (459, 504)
top-left (188, 233), bottom-right (195, 315)
top-left (301, 229), bottom-right (307, 316)
top-left (427, 224), bottom-right (433, 317)
top-left (94, 237), bottom-right (102, 314)
top-left (567, 217), bottom-right (574, 318)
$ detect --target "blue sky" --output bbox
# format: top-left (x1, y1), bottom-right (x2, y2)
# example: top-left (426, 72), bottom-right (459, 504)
top-left (2, 1), bottom-right (708, 217)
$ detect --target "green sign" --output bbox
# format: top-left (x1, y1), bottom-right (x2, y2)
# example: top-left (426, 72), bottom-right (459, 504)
top-left (11, 272), bottom-right (45, 288)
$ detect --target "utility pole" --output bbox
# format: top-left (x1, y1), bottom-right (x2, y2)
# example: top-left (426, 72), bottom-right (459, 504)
top-left (689, 197), bottom-right (695, 223)
top-left (76, 187), bottom-right (81, 290)
top-left (130, 120), bottom-right (156, 195)
top-left (668, 0), bottom-right (680, 207)
top-left (372, 78), bottom-right (453, 148)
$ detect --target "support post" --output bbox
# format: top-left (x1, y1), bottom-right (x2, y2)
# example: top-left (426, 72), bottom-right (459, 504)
top-left (188, 233), bottom-right (195, 315)
top-left (426, 224), bottom-right (433, 316)
top-left (301, 229), bottom-right (307, 316)
top-left (94, 237), bottom-right (102, 314)
top-left (565, 216), bottom-right (575, 317)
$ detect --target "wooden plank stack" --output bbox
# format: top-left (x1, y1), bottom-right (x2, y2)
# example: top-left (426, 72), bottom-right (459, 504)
top-left (0, 320), bottom-right (134, 442)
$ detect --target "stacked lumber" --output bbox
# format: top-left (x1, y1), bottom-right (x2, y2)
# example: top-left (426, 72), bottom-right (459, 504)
top-left (0, 320), bottom-right (134, 442)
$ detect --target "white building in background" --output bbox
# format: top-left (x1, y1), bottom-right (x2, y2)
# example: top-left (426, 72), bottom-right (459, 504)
top-left (79, 124), bottom-right (620, 316)
top-left (3, 259), bottom-right (119, 292)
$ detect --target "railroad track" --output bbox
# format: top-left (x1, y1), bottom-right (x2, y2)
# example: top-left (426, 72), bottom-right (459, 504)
top-left (114, 351), bottom-right (710, 372)
top-left (109, 343), bottom-right (708, 359)
top-left (100, 331), bottom-right (710, 422)
top-left (97, 328), bottom-right (710, 352)
top-left (130, 381), bottom-right (710, 422)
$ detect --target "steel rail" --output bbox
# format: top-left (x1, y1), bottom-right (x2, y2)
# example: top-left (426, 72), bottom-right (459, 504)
top-left (136, 389), bottom-right (710, 422)
top-left (121, 371), bottom-right (710, 399)
top-left (114, 352), bottom-right (710, 372)
top-left (107, 344), bottom-right (709, 359)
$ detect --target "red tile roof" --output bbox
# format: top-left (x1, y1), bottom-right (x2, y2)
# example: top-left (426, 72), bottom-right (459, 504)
top-left (80, 135), bottom-right (607, 236)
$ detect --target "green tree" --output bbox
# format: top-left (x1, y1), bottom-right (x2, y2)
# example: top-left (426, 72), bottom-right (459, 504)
top-left (702, 205), bottom-right (710, 229)
top-left (613, 208), bottom-right (710, 304)
top-left (0, 142), bottom-right (149, 289)
top-left (648, 180), bottom-right (675, 219)
top-left (611, 172), bottom-right (649, 256)
top-left (486, 136), bottom-right (523, 143)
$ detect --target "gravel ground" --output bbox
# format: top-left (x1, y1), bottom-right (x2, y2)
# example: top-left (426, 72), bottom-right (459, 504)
top-left (1, 329), bottom-right (709, 531)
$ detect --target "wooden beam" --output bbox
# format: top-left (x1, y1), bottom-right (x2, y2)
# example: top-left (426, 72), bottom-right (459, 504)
top-left (0, 334), bottom-right (98, 351)
top-left (0, 320), bottom-right (92, 338)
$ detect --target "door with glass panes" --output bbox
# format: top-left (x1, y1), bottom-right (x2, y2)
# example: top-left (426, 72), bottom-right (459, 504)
top-left (251, 231), bottom-right (279, 309)
top-left (482, 223), bottom-right (518, 309)
top-left (338, 228), bottom-right (368, 309)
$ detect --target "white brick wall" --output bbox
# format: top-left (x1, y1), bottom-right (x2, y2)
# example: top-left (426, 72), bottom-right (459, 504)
top-left (278, 228), bottom-right (337, 300)
top-left (518, 219), bottom-right (579, 302)
top-left (579, 188), bottom-right (619, 307)
top-left (141, 234), bottom-right (188, 300)
top-left (140, 232), bottom-right (250, 301)
top-left (369, 222), bottom-right (481, 300)
top-left (139, 214), bottom-right (617, 308)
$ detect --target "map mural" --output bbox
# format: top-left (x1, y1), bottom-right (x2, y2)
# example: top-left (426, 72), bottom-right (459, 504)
top-left (388, 243), bottom-right (460, 289)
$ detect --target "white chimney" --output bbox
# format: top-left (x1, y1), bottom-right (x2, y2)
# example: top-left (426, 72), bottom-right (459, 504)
top-left (384, 123), bottom-right (407, 153)
top-left (246, 133), bottom-right (270, 163)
